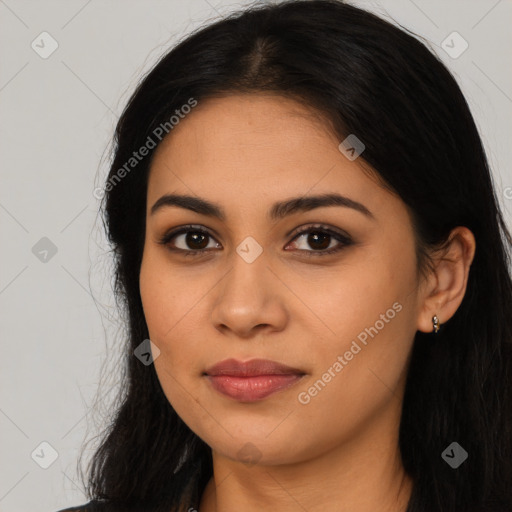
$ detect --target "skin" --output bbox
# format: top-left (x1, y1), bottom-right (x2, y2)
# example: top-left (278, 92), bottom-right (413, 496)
top-left (139, 93), bottom-right (476, 512)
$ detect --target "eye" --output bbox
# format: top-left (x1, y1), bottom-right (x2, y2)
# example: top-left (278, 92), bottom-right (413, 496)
top-left (285, 223), bottom-right (353, 257)
top-left (158, 225), bottom-right (221, 256)
top-left (157, 223), bottom-right (353, 257)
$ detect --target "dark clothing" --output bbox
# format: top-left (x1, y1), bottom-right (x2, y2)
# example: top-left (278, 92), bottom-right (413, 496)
top-left (56, 502), bottom-right (102, 512)
top-left (56, 500), bottom-right (187, 512)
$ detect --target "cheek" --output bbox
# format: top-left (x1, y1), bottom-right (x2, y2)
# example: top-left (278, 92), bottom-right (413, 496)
top-left (293, 240), bottom-right (418, 411)
top-left (139, 248), bottom-right (198, 344)
top-left (139, 248), bottom-right (206, 401)
top-left (140, 276), bottom-right (204, 433)
top-left (296, 248), bottom-right (416, 356)
top-left (291, 302), bottom-right (414, 455)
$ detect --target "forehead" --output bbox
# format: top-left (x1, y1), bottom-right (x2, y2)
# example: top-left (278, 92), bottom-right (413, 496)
top-left (147, 93), bottom-right (388, 217)
top-left (152, 93), bottom-right (334, 159)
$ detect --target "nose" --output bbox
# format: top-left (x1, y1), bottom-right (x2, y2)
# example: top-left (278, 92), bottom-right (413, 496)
top-left (210, 251), bottom-right (288, 340)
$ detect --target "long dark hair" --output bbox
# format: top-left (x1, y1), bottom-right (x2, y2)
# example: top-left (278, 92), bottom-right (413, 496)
top-left (80, 1), bottom-right (512, 511)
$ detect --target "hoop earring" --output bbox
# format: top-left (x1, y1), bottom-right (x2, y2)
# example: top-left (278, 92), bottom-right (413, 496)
top-left (432, 315), bottom-right (440, 333)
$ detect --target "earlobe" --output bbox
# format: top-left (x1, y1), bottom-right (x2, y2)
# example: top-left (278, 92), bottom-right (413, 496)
top-left (416, 226), bottom-right (476, 334)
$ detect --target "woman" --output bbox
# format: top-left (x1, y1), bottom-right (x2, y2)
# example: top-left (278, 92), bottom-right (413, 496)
top-left (59, 0), bottom-right (512, 511)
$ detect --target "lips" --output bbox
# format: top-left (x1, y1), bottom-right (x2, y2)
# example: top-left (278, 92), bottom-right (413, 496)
top-left (204, 358), bottom-right (304, 377)
top-left (204, 358), bottom-right (306, 402)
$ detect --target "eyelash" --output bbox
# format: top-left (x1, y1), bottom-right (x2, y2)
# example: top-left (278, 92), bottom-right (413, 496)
top-left (157, 223), bottom-right (353, 258)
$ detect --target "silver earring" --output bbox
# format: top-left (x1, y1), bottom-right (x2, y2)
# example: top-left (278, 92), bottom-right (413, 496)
top-left (432, 315), bottom-right (440, 333)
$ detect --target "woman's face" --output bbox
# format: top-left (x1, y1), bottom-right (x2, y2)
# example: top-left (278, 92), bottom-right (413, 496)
top-left (139, 93), bottom-right (424, 466)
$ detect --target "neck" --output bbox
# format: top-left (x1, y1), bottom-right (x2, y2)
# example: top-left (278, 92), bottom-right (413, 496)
top-left (198, 403), bottom-right (413, 512)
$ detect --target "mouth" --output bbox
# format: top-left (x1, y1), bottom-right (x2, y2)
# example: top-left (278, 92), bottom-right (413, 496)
top-left (203, 358), bottom-right (306, 402)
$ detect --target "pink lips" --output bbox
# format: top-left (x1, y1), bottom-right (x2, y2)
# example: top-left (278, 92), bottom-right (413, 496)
top-left (204, 358), bottom-right (305, 402)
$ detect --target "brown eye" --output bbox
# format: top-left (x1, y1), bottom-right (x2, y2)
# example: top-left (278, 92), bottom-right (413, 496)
top-left (286, 224), bottom-right (353, 256)
top-left (158, 223), bottom-right (352, 258)
top-left (183, 231), bottom-right (209, 250)
top-left (158, 225), bottom-right (221, 256)
top-left (305, 232), bottom-right (331, 250)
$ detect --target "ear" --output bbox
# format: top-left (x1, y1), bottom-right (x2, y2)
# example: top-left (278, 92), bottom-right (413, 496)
top-left (416, 226), bottom-right (476, 333)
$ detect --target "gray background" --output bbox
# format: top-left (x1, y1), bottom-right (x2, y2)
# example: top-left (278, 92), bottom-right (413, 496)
top-left (0, 0), bottom-right (511, 510)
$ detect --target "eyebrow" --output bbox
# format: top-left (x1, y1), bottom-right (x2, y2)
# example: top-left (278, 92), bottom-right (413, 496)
top-left (150, 193), bottom-right (374, 221)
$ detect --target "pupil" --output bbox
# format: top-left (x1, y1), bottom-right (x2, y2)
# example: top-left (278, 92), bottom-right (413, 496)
top-left (308, 232), bottom-right (330, 250)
